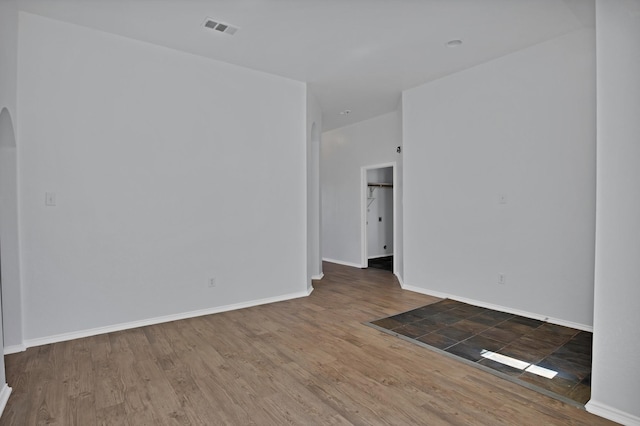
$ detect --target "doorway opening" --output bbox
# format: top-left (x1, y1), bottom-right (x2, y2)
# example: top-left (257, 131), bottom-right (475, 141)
top-left (0, 107), bottom-right (21, 352)
top-left (361, 163), bottom-right (396, 273)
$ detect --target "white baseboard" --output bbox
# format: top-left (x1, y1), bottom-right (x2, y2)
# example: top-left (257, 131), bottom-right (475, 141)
top-left (4, 343), bottom-right (26, 355)
top-left (586, 400), bottom-right (640, 425)
top-left (21, 289), bottom-right (313, 350)
top-left (400, 283), bottom-right (593, 332)
top-left (311, 273), bottom-right (324, 280)
top-left (0, 383), bottom-right (12, 418)
top-left (394, 272), bottom-right (404, 287)
top-left (322, 258), bottom-right (363, 268)
top-left (367, 253), bottom-right (394, 259)
top-left (401, 283), bottom-right (449, 299)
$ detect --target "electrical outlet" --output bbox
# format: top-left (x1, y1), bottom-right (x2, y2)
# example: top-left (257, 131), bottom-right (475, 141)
top-left (208, 277), bottom-right (216, 288)
top-left (498, 273), bottom-right (506, 285)
top-left (45, 192), bottom-right (56, 206)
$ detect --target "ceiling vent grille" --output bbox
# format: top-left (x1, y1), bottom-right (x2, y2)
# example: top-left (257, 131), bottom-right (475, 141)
top-left (203, 18), bottom-right (238, 35)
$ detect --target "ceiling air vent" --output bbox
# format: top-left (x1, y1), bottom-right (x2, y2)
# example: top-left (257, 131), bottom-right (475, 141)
top-left (203, 18), bottom-right (238, 35)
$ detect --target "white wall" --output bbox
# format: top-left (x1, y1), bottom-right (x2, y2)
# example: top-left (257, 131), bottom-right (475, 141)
top-left (0, 108), bottom-right (15, 410)
top-left (0, 1), bottom-right (18, 116)
top-left (321, 111), bottom-right (402, 267)
top-left (306, 90), bottom-right (323, 284)
top-left (0, 1), bottom-right (19, 400)
top-left (403, 28), bottom-right (596, 327)
top-left (395, 103), bottom-right (404, 281)
top-left (588, 1), bottom-right (640, 424)
top-left (366, 168), bottom-right (393, 258)
top-left (17, 13), bottom-right (307, 342)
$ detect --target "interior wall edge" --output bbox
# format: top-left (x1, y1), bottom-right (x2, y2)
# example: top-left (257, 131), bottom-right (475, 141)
top-left (3, 343), bottom-right (26, 355)
top-left (585, 399), bottom-right (640, 426)
top-left (0, 383), bottom-right (12, 419)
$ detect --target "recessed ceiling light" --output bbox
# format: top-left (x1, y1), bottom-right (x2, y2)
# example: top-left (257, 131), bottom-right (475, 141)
top-left (446, 39), bottom-right (463, 47)
top-left (339, 110), bottom-right (351, 115)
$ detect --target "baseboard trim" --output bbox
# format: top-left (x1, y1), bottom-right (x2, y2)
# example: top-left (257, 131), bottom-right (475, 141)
top-left (22, 289), bottom-right (312, 350)
top-left (3, 343), bottom-right (26, 355)
top-left (400, 283), bottom-right (593, 332)
top-left (401, 283), bottom-right (449, 299)
top-left (322, 258), bottom-right (363, 268)
top-left (394, 272), bottom-right (404, 287)
top-left (368, 254), bottom-right (394, 260)
top-left (586, 399), bottom-right (640, 425)
top-left (0, 383), bottom-right (12, 418)
top-left (311, 273), bottom-right (324, 280)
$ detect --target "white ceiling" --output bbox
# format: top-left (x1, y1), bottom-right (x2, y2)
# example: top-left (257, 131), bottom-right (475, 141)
top-left (16, 0), bottom-right (594, 131)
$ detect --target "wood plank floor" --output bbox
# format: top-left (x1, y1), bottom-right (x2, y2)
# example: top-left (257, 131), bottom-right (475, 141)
top-left (1, 262), bottom-right (614, 425)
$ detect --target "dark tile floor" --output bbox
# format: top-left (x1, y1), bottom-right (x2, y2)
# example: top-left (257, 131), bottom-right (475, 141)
top-left (368, 256), bottom-right (393, 272)
top-left (368, 299), bottom-right (592, 406)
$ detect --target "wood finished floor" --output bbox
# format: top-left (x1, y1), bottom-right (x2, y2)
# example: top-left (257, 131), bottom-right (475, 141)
top-left (1, 262), bottom-right (614, 425)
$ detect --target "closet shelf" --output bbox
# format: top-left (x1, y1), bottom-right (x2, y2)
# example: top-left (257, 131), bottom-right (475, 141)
top-left (367, 183), bottom-right (392, 208)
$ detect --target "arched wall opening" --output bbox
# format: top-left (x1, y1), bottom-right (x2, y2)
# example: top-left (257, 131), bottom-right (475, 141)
top-left (0, 107), bottom-right (23, 352)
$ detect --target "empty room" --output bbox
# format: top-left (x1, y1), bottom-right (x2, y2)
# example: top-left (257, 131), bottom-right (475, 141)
top-left (0, 0), bottom-right (638, 425)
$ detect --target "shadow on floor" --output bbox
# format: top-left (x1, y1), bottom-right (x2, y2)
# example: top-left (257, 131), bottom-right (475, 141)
top-left (368, 256), bottom-right (393, 272)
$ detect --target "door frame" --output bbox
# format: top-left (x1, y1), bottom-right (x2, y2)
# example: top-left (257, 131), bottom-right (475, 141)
top-left (360, 162), bottom-right (397, 272)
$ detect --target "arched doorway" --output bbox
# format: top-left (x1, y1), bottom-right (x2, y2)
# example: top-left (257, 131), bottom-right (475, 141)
top-left (0, 107), bottom-right (22, 351)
